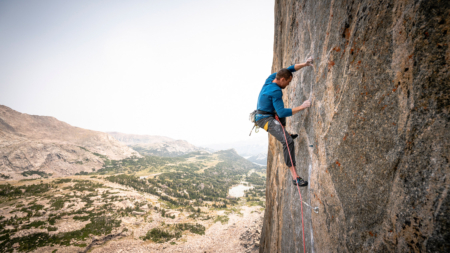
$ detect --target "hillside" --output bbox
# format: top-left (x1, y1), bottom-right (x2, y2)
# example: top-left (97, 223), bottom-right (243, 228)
top-left (260, 1), bottom-right (449, 253)
top-left (0, 105), bottom-right (139, 180)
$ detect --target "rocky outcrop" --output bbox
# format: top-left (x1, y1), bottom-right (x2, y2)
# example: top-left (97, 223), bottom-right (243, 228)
top-left (241, 217), bottom-right (264, 253)
top-left (0, 105), bottom-right (139, 179)
top-left (260, 1), bottom-right (449, 252)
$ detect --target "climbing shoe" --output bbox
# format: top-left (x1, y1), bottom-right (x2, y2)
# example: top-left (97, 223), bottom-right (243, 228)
top-left (294, 177), bottom-right (308, 187)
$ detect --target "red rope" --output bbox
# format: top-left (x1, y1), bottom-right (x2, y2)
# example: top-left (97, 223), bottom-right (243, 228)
top-left (275, 115), bottom-right (306, 253)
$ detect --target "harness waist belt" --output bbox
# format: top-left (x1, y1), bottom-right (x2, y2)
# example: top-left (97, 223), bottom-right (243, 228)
top-left (256, 110), bottom-right (275, 116)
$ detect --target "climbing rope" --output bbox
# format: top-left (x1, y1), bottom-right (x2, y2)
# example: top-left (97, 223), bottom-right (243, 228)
top-left (275, 115), bottom-right (306, 253)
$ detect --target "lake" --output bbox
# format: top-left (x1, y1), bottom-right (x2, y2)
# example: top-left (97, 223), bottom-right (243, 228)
top-left (228, 184), bottom-right (253, 198)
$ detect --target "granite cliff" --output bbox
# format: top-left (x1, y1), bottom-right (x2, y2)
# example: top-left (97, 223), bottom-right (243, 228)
top-left (260, 1), bottom-right (449, 252)
top-left (0, 105), bottom-right (139, 179)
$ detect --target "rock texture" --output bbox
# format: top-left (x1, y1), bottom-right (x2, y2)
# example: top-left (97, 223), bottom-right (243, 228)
top-left (0, 105), bottom-right (139, 179)
top-left (260, 1), bottom-right (449, 252)
top-left (240, 216), bottom-right (264, 253)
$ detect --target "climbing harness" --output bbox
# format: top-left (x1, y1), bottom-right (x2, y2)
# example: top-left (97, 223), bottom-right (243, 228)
top-left (275, 114), bottom-right (306, 253)
top-left (249, 110), bottom-right (275, 136)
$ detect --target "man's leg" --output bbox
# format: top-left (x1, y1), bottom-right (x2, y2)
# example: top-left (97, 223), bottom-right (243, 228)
top-left (289, 166), bottom-right (299, 179)
top-left (278, 117), bottom-right (298, 139)
top-left (261, 118), bottom-right (297, 171)
top-left (257, 117), bottom-right (307, 186)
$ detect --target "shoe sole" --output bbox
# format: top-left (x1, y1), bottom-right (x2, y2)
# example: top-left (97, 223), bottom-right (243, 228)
top-left (297, 181), bottom-right (308, 187)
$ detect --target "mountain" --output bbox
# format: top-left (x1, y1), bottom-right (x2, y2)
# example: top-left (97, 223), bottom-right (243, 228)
top-left (213, 148), bottom-right (262, 171)
top-left (247, 152), bottom-right (267, 166)
top-left (202, 137), bottom-right (268, 157)
top-left (260, 1), bottom-right (450, 252)
top-left (108, 132), bottom-right (207, 157)
top-left (0, 105), bottom-right (139, 180)
top-left (106, 132), bottom-right (174, 145)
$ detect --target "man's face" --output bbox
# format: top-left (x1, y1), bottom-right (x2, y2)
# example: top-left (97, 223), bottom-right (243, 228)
top-left (278, 76), bottom-right (292, 89)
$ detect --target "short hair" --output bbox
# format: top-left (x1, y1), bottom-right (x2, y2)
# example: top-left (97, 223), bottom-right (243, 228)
top-left (276, 69), bottom-right (293, 80)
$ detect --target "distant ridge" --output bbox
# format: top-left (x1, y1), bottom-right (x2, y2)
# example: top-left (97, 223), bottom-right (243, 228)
top-left (108, 132), bottom-right (208, 157)
top-left (107, 132), bottom-right (173, 145)
top-left (0, 105), bottom-right (139, 180)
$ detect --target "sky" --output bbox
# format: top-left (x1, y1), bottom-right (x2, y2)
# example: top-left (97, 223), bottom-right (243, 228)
top-left (0, 0), bottom-right (273, 146)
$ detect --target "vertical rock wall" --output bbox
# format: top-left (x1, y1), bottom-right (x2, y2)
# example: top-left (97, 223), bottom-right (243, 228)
top-left (260, 0), bottom-right (449, 252)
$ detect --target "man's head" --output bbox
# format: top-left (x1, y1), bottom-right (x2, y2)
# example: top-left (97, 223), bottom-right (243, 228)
top-left (275, 69), bottom-right (293, 89)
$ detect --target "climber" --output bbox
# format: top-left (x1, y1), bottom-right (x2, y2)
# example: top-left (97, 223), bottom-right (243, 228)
top-left (255, 57), bottom-right (313, 187)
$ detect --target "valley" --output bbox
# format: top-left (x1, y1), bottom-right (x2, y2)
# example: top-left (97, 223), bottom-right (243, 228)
top-left (0, 149), bottom-right (266, 253)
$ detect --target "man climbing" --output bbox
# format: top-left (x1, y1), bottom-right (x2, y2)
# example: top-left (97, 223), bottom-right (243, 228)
top-left (255, 58), bottom-right (313, 187)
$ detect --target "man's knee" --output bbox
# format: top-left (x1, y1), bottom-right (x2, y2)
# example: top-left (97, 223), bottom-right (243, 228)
top-left (286, 135), bottom-right (294, 146)
top-left (288, 140), bottom-right (295, 148)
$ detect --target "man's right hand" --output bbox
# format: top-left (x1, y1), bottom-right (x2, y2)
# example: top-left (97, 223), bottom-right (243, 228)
top-left (292, 100), bottom-right (311, 115)
top-left (301, 99), bottom-right (311, 108)
top-left (294, 58), bottom-right (314, 71)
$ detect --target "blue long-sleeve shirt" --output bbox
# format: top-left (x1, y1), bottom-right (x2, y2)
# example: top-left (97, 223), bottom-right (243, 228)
top-left (256, 65), bottom-right (296, 121)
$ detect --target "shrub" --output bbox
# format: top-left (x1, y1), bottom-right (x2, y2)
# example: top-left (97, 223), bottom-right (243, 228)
top-left (22, 221), bottom-right (45, 229)
top-left (142, 228), bottom-right (181, 243)
top-left (214, 215), bottom-right (229, 224)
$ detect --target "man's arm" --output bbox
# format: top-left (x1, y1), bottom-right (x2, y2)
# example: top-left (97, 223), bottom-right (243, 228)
top-left (292, 100), bottom-right (311, 115)
top-left (272, 92), bottom-right (293, 118)
top-left (264, 73), bottom-right (277, 85)
top-left (294, 57), bottom-right (314, 71)
top-left (294, 63), bottom-right (309, 71)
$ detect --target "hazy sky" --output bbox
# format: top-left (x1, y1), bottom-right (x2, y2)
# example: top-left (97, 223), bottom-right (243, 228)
top-left (0, 0), bottom-right (274, 146)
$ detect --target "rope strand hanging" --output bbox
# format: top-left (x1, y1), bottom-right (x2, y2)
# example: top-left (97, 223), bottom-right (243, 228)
top-left (275, 115), bottom-right (306, 253)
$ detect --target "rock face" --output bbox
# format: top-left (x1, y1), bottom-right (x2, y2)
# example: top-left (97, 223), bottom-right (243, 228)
top-left (0, 105), bottom-right (139, 179)
top-left (260, 1), bottom-right (449, 252)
